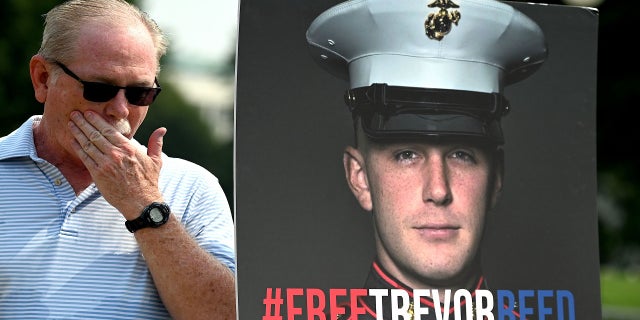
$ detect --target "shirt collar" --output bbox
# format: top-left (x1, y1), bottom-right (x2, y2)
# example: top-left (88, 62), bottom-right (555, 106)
top-left (0, 115), bottom-right (41, 161)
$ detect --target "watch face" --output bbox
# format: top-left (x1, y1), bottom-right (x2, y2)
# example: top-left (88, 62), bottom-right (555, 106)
top-left (149, 208), bottom-right (164, 223)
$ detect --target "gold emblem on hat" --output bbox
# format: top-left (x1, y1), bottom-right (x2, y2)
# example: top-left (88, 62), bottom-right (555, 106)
top-left (425, 0), bottom-right (461, 41)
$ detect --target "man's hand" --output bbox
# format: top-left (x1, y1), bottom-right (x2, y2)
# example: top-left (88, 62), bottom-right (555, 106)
top-left (68, 110), bottom-right (236, 319)
top-left (68, 110), bottom-right (166, 219)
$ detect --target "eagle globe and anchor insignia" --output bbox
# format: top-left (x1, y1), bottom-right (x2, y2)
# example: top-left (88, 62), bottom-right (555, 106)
top-left (425, 0), bottom-right (461, 40)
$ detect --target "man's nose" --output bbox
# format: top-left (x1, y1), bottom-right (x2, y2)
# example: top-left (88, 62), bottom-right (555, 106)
top-left (422, 157), bottom-right (452, 206)
top-left (104, 89), bottom-right (130, 120)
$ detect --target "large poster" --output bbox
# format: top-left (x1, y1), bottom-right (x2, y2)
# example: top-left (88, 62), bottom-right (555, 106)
top-left (235, 1), bottom-right (600, 319)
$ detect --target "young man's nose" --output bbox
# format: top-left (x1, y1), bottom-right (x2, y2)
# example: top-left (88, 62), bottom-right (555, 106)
top-left (422, 158), bottom-right (452, 206)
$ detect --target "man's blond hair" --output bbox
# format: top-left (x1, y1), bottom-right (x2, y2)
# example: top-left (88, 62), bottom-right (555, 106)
top-left (37, 0), bottom-right (168, 73)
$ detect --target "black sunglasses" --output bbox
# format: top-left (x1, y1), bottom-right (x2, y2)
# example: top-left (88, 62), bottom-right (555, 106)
top-left (55, 61), bottom-right (162, 106)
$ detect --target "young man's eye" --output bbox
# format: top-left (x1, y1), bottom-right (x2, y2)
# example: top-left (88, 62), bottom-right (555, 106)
top-left (394, 150), bottom-right (418, 161)
top-left (450, 150), bottom-right (477, 163)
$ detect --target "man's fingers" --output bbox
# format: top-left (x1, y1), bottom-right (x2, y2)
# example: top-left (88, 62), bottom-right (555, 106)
top-left (75, 110), bottom-right (127, 145)
top-left (147, 127), bottom-right (167, 160)
top-left (68, 118), bottom-right (104, 160)
top-left (69, 111), bottom-right (109, 151)
top-left (67, 127), bottom-right (99, 168)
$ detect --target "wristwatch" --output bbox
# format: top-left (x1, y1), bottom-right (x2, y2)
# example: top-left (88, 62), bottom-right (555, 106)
top-left (125, 202), bottom-right (171, 233)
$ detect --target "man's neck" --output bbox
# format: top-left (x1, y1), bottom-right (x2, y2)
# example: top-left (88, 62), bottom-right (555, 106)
top-left (33, 120), bottom-right (93, 194)
top-left (377, 258), bottom-right (484, 301)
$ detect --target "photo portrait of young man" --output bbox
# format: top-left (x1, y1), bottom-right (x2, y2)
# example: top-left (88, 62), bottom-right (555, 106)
top-left (235, 0), bottom-right (600, 319)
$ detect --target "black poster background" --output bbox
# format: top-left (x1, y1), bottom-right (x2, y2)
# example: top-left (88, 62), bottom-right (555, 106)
top-left (235, 1), bottom-right (600, 319)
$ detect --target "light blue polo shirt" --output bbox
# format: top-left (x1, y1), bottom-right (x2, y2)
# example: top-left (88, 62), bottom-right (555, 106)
top-left (0, 116), bottom-right (236, 319)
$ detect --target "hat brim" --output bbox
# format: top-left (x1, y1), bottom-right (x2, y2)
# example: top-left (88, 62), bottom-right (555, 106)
top-left (359, 112), bottom-right (504, 144)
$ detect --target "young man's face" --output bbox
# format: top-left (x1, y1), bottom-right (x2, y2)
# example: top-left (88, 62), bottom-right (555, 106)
top-left (344, 138), bottom-right (502, 289)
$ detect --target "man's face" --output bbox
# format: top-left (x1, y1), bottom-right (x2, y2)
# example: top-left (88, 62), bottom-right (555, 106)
top-left (36, 21), bottom-right (158, 159)
top-left (344, 139), bottom-right (501, 289)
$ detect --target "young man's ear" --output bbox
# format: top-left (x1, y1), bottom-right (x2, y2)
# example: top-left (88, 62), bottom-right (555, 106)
top-left (30, 55), bottom-right (51, 104)
top-left (343, 146), bottom-right (373, 212)
top-left (490, 149), bottom-right (505, 209)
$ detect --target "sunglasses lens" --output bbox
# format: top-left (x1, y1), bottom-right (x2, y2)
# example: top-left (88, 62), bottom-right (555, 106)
top-left (83, 82), bottom-right (120, 102)
top-left (125, 87), bottom-right (161, 106)
top-left (83, 83), bottom-right (161, 106)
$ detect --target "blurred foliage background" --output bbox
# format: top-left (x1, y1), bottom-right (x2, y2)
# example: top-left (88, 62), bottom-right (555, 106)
top-left (0, 0), bottom-right (638, 318)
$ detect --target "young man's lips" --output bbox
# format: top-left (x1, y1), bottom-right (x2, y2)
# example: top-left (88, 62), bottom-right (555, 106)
top-left (414, 224), bottom-right (460, 240)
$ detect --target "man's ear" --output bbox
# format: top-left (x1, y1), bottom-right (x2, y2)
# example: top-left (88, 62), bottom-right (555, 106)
top-left (30, 55), bottom-right (51, 104)
top-left (343, 146), bottom-right (373, 212)
top-left (490, 149), bottom-right (504, 209)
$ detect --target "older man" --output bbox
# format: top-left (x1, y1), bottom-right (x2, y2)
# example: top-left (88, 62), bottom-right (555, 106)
top-left (0, 0), bottom-right (235, 319)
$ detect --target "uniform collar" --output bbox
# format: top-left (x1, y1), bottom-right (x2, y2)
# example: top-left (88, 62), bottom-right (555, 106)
top-left (358, 259), bottom-right (488, 320)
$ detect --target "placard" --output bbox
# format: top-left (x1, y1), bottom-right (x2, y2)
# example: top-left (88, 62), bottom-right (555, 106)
top-left (235, 1), bottom-right (600, 319)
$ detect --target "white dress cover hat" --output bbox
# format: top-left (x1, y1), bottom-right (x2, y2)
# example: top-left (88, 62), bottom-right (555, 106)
top-left (306, 0), bottom-right (548, 143)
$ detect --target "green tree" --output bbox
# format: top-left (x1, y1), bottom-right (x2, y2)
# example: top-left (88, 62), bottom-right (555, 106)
top-left (0, 1), bottom-right (60, 133)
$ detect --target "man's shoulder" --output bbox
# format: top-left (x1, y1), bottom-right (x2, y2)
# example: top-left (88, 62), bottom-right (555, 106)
top-left (130, 138), bottom-right (219, 182)
top-left (161, 155), bottom-right (218, 181)
top-left (157, 155), bottom-right (226, 203)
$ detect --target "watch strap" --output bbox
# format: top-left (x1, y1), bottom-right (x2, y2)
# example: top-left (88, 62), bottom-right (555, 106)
top-left (125, 217), bottom-right (146, 233)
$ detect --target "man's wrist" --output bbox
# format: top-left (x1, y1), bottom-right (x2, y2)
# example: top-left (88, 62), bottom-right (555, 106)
top-left (125, 201), bottom-right (171, 233)
top-left (119, 195), bottom-right (165, 221)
